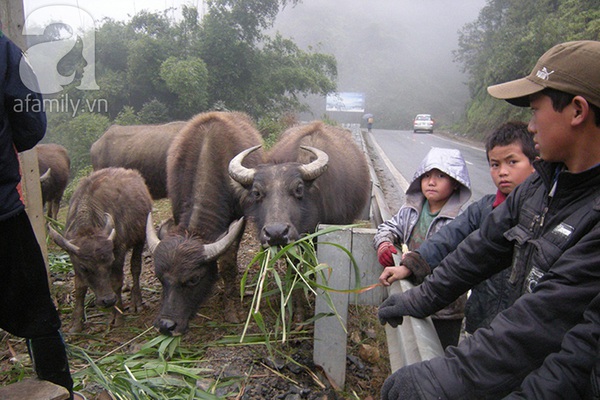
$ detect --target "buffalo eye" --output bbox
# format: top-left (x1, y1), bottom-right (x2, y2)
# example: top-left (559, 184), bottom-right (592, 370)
top-left (250, 187), bottom-right (263, 202)
top-left (186, 270), bottom-right (206, 287)
top-left (292, 181), bottom-right (304, 199)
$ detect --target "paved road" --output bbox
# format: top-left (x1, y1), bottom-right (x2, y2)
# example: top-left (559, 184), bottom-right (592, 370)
top-left (369, 129), bottom-right (496, 206)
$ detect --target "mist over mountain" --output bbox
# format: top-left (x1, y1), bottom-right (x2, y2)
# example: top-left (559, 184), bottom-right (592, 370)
top-left (273, 0), bottom-right (486, 129)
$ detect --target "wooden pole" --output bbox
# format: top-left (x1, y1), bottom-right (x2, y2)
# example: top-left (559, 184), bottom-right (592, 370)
top-left (1, 0), bottom-right (50, 269)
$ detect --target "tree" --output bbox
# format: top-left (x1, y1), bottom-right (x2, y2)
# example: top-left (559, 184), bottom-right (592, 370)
top-left (160, 56), bottom-right (209, 117)
top-left (454, 0), bottom-right (600, 136)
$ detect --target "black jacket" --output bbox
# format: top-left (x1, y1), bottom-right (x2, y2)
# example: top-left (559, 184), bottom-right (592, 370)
top-left (503, 292), bottom-right (600, 399)
top-left (416, 193), bottom-right (511, 332)
top-left (392, 159), bottom-right (600, 399)
top-left (0, 32), bottom-right (46, 221)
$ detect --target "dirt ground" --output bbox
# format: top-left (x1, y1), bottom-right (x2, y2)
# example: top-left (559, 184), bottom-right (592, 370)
top-left (0, 130), bottom-right (401, 399)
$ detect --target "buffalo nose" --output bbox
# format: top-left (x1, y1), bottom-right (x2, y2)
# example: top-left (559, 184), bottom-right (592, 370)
top-left (156, 318), bottom-right (177, 335)
top-left (97, 295), bottom-right (117, 308)
top-left (262, 223), bottom-right (291, 247)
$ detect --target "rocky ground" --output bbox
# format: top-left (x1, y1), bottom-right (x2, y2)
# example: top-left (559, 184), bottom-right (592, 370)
top-left (0, 129), bottom-right (405, 400)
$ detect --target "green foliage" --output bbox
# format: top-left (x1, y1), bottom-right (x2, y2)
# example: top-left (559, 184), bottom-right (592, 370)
top-left (50, 113), bottom-right (110, 175)
top-left (454, 0), bottom-right (600, 134)
top-left (240, 225), bottom-right (362, 350)
top-left (137, 99), bottom-right (171, 124)
top-left (113, 106), bottom-right (142, 126)
top-left (160, 56), bottom-right (209, 117)
top-left (61, 165), bottom-right (93, 204)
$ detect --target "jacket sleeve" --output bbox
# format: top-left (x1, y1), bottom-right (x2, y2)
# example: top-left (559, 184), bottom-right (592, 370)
top-left (416, 194), bottom-right (494, 268)
top-left (373, 206), bottom-right (408, 249)
top-left (503, 292), bottom-right (600, 400)
top-left (2, 35), bottom-right (46, 152)
top-left (406, 221), bottom-right (600, 399)
top-left (399, 189), bottom-right (518, 319)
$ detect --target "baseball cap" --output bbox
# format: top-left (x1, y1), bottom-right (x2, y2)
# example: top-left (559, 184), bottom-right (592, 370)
top-left (487, 40), bottom-right (600, 108)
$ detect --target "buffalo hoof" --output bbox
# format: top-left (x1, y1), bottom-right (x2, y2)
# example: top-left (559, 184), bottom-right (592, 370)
top-left (69, 321), bottom-right (84, 333)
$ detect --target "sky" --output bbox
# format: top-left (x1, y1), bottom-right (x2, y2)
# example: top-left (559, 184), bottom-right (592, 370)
top-left (23, 0), bottom-right (201, 27)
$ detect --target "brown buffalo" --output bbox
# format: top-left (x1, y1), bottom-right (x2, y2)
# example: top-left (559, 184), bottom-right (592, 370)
top-left (36, 143), bottom-right (70, 219)
top-left (229, 121), bottom-right (371, 247)
top-left (90, 121), bottom-right (186, 199)
top-left (49, 168), bottom-right (153, 332)
top-left (146, 111), bottom-right (264, 336)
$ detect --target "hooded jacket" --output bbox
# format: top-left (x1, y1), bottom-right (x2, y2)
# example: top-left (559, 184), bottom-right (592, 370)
top-left (373, 147), bottom-right (471, 319)
top-left (0, 32), bottom-right (47, 221)
top-left (383, 159), bottom-right (600, 399)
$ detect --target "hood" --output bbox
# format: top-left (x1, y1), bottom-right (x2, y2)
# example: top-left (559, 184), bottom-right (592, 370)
top-left (407, 147), bottom-right (472, 206)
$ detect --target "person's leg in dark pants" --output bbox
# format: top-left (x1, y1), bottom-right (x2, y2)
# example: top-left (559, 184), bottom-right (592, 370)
top-left (0, 211), bottom-right (74, 397)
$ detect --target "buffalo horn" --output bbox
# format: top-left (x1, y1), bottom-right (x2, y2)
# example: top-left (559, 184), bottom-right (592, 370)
top-left (298, 146), bottom-right (329, 181)
top-left (104, 213), bottom-right (116, 241)
top-left (146, 213), bottom-right (161, 254)
top-left (39, 168), bottom-right (51, 183)
top-left (229, 145), bottom-right (261, 186)
top-left (48, 226), bottom-right (80, 254)
top-left (203, 217), bottom-right (245, 261)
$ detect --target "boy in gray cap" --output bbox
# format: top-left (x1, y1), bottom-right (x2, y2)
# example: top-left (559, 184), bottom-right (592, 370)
top-left (378, 40), bottom-right (600, 399)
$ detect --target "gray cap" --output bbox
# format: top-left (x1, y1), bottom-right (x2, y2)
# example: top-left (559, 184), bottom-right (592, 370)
top-left (487, 40), bottom-right (600, 108)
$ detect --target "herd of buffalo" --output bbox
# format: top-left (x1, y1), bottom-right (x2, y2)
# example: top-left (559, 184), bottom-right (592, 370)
top-left (37, 111), bottom-right (371, 335)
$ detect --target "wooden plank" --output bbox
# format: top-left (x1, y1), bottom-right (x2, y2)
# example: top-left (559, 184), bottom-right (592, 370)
top-left (313, 225), bottom-right (352, 389)
top-left (0, 378), bottom-right (70, 400)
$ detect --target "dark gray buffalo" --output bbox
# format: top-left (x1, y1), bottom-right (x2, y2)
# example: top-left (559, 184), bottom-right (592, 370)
top-left (145, 111), bottom-right (264, 336)
top-left (90, 121), bottom-right (186, 199)
top-left (36, 143), bottom-right (70, 219)
top-left (49, 167), bottom-right (152, 332)
top-left (229, 121), bottom-right (371, 247)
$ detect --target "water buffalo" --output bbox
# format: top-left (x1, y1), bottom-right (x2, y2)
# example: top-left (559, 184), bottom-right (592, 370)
top-left (229, 121), bottom-right (371, 247)
top-left (49, 167), bottom-right (153, 332)
top-left (145, 111), bottom-right (264, 336)
top-left (90, 121), bottom-right (186, 199)
top-left (36, 143), bottom-right (70, 219)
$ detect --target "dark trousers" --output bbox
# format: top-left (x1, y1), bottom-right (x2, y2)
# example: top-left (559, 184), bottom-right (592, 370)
top-left (432, 318), bottom-right (463, 350)
top-left (0, 210), bottom-right (73, 396)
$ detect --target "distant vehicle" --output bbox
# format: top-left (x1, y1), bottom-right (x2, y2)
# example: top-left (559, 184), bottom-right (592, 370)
top-left (413, 114), bottom-right (434, 133)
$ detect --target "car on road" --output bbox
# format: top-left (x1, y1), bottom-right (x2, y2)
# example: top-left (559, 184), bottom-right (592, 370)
top-left (413, 114), bottom-right (434, 133)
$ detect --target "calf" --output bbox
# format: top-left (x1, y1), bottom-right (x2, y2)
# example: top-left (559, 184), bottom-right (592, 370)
top-left (49, 167), bottom-right (152, 332)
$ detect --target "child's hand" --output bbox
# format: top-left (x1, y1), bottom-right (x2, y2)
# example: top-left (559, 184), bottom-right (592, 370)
top-left (377, 242), bottom-right (398, 266)
top-left (379, 265), bottom-right (412, 286)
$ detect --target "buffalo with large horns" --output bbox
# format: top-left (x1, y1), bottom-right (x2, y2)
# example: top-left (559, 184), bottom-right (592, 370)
top-left (146, 111), bottom-right (264, 336)
top-left (49, 167), bottom-right (153, 332)
top-left (229, 121), bottom-right (371, 247)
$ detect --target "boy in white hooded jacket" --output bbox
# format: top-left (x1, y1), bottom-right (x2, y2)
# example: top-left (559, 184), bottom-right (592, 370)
top-left (373, 147), bottom-right (471, 348)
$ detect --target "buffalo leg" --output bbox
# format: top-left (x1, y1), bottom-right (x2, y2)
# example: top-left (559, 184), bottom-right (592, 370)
top-left (110, 260), bottom-right (125, 327)
top-left (70, 277), bottom-right (88, 333)
top-left (218, 240), bottom-right (243, 323)
top-left (130, 243), bottom-right (144, 312)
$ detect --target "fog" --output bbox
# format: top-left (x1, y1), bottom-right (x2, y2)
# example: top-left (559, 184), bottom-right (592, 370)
top-left (273, 0), bottom-right (487, 129)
